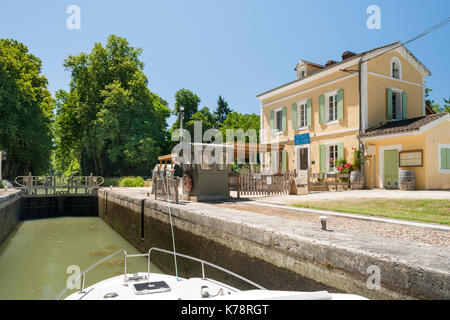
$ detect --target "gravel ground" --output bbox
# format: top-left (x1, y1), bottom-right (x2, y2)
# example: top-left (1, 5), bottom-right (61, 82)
top-left (215, 202), bottom-right (450, 247)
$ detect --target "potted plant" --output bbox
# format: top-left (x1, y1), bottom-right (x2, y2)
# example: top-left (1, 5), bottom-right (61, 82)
top-left (333, 158), bottom-right (352, 182)
top-left (350, 148), bottom-right (364, 189)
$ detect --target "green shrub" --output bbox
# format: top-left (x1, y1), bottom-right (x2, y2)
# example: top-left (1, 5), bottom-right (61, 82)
top-left (118, 176), bottom-right (146, 187)
top-left (103, 177), bottom-right (121, 187)
top-left (0, 181), bottom-right (3, 188)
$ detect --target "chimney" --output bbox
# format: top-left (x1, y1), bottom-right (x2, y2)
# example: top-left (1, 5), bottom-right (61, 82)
top-left (342, 51), bottom-right (357, 60)
top-left (325, 60), bottom-right (337, 67)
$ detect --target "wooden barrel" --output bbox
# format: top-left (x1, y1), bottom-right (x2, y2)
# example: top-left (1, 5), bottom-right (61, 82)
top-left (350, 171), bottom-right (364, 190)
top-left (398, 170), bottom-right (415, 190)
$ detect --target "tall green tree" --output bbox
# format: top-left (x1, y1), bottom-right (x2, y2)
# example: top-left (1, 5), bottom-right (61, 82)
top-left (170, 89), bottom-right (201, 131)
top-left (54, 35), bottom-right (170, 176)
top-left (0, 39), bottom-right (54, 179)
top-left (215, 95), bottom-right (232, 125)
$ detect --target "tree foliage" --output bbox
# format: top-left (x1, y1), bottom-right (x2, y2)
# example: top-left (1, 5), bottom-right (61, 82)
top-left (215, 95), bottom-right (232, 124)
top-left (0, 39), bottom-right (54, 179)
top-left (220, 112), bottom-right (260, 143)
top-left (53, 35), bottom-right (170, 176)
top-left (425, 88), bottom-right (450, 114)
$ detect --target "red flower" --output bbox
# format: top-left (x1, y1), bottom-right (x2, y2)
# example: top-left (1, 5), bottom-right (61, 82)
top-left (330, 158), bottom-right (334, 161)
top-left (344, 163), bottom-right (350, 168)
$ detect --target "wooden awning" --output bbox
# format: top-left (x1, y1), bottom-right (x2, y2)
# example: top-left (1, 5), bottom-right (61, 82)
top-left (158, 153), bottom-right (177, 164)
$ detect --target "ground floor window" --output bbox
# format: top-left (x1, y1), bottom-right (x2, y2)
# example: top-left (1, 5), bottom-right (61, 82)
top-left (327, 144), bottom-right (338, 172)
top-left (439, 144), bottom-right (450, 173)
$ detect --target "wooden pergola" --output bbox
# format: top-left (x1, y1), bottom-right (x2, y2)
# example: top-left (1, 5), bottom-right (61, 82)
top-left (158, 153), bottom-right (178, 166)
top-left (157, 142), bottom-right (285, 166)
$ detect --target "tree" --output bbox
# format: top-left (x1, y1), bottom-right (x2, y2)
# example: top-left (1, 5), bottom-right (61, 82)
top-left (215, 95), bottom-right (232, 125)
top-left (54, 35), bottom-right (170, 176)
top-left (425, 88), bottom-right (440, 113)
top-left (220, 112), bottom-right (260, 143)
top-left (170, 89), bottom-right (201, 131)
top-left (441, 98), bottom-right (450, 113)
top-left (0, 39), bottom-right (54, 179)
top-left (425, 88), bottom-right (449, 114)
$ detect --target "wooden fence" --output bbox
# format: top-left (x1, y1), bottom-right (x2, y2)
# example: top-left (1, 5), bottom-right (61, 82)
top-left (231, 170), bottom-right (351, 198)
top-left (235, 170), bottom-right (297, 198)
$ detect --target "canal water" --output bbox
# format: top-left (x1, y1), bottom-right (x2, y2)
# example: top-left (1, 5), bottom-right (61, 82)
top-left (0, 217), bottom-right (162, 300)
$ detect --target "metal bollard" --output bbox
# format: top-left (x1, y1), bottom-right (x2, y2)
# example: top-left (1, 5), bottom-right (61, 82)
top-left (319, 216), bottom-right (328, 231)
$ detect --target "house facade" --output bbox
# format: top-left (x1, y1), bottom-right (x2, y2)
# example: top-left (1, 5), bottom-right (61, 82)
top-left (257, 41), bottom-right (450, 190)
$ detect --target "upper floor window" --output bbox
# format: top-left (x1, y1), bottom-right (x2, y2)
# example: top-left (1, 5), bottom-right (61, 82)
top-left (391, 57), bottom-right (402, 80)
top-left (391, 89), bottom-right (403, 120)
top-left (298, 102), bottom-right (307, 128)
top-left (326, 92), bottom-right (338, 122)
top-left (297, 67), bottom-right (306, 80)
top-left (275, 109), bottom-right (283, 132)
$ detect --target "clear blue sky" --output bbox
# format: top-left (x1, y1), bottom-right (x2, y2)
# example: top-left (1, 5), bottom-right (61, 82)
top-left (1, 0), bottom-right (449, 125)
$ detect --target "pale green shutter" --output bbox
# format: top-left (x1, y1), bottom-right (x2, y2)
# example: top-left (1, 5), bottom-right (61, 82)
top-left (386, 88), bottom-right (393, 120)
top-left (271, 151), bottom-right (276, 171)
top-left (337, 142), bottom-right (344, 160)
top-left (291, 103), bottom-right (297, 130)
top-left (337, 89), bottom-right (344, 120)
top-left (282, 149), bottom-right (287, 172)
top-left (402, 92), bottom-right (408, 120)
top-left (448, 149), bottom-right (450, 169)
top-left (442, 148), bottom-right (450, 170)
top-left (307, 99), bottom-right (312, 126)
top-left (319, 145), bottom-right (326, 173)
top-left (319, 95), bottom-right (325, 124)
top-left (270, 110), bottom-right (274, 133)
top-left (282, 106), bottom-right (287, 131)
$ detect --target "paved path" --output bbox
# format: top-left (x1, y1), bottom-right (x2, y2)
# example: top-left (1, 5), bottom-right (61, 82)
top-left (251, 189), bottom-right (450, 205)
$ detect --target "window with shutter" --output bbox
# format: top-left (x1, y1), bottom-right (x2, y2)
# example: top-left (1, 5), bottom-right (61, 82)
top-left (439, 145), bottom-right (450, 173)
top-left (387, 88), bottom-right (403, 121)
top-left (297, 101), bottom-right (308, 129)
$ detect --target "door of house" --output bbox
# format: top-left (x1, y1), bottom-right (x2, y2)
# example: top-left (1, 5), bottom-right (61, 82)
top-left (384, 149), bottom-right (399, 189)
top-left (297, 147), bottom-right (309, 170)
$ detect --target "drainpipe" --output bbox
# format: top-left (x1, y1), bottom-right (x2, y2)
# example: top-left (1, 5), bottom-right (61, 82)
top-left (357, 58), bottom-right (366, 188)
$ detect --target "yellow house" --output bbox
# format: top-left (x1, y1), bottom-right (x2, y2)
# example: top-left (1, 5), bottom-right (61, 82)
top-left (257, 41), bottom-right (450, 190)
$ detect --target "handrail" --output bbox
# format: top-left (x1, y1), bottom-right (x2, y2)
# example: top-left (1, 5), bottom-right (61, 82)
top-left (55, 249), bottom-right (127, 300)
top-left (55, 246), bottom-right (266, 300)
top-left (15, 174), bottom-right (104, 188)
top-left (146, 247), bottom-right (266, 291)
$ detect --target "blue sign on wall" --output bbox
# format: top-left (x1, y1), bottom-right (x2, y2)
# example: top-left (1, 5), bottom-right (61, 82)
top-left (294, 133), bottom-right (310, 145)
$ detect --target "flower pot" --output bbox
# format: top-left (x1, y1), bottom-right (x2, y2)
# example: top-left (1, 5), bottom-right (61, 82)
top-left (350, 171), bottom-right (364, 190)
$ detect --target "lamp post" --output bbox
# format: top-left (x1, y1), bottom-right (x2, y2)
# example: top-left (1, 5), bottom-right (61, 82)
top-left (0, 150), bottom-right (3, 181)
top-left (179, 106), bottom-right (185, 142)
